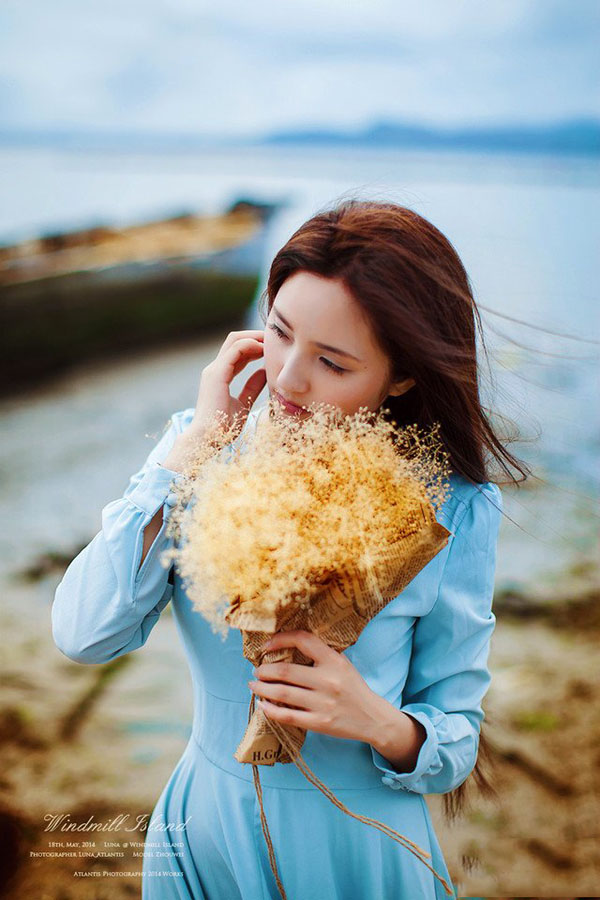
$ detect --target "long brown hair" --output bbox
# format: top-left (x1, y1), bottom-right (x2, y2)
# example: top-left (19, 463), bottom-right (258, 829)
top-left (258, 197), bottom-right (531, 823)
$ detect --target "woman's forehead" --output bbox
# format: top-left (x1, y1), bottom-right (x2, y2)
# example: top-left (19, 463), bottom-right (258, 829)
top-left (272, 276), bottom-right (384, 360)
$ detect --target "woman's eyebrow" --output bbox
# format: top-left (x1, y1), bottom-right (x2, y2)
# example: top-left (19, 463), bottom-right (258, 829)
top-left (272, 305), bottom-right (362, 362)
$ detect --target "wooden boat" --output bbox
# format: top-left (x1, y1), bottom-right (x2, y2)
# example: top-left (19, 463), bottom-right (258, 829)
top-left (0, 198), bottom-right (282, 394)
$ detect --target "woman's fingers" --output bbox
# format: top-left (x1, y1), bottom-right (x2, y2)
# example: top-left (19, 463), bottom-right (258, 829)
top-left (236, 367), bottom-right (267, 410)
top-left (254, 660), bottom-right (320, 690)
top-left (221, 338), bottom-right (265, 382)
top-left (249, 679), bottom-right (314, 711)
top-left (264, 630), bottom-right (332, 664)
top-left (191, 331), bottom-right (266, 436)
top-left (218, 329), bottom-right (264, 357)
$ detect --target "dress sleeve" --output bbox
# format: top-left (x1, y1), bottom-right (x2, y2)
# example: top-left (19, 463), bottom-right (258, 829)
top-left (371, 481), bottom-right (502, 794)
top-left (51, 409), bottom-right (192, 665)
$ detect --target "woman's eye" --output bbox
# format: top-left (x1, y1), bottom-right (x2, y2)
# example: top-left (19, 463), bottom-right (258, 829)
top-left (320, 358), bottom-right (346, 375)
top-left (268, 322), bottom-right (287, 340)
top-left (268, 322), bottom-right (346, 375)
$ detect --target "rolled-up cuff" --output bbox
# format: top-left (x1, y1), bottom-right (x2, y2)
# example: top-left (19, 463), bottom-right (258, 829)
top-left (370, 709), bottom-right (440, 793)
top-left (125, 462), bottom-right (185, 516)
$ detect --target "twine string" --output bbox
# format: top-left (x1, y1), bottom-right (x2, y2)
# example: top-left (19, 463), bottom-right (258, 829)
top-left (247, 694), bottom-right (456, 899)
top-left (248, 694), bottom-right (289, 899)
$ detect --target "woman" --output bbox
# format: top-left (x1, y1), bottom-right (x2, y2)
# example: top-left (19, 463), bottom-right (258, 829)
top-left (52, 199), bottom-right (528, 899)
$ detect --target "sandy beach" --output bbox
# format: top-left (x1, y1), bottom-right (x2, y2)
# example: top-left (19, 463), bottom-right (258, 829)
top-left (1, 567), bottom-right (598, 897)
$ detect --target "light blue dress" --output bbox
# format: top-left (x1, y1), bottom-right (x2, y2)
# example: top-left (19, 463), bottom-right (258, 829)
top-left (51, 404), bottom-right (502, 900)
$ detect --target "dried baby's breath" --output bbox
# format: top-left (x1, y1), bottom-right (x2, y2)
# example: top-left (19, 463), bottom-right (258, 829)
top-left (161, 399), bottom-right (451, 639)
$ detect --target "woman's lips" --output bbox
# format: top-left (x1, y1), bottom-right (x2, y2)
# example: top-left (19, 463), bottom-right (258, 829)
top-left (272, 390), bottom-right (308, 416)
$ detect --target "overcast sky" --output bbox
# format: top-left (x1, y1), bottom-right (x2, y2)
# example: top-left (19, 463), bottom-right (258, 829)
top-left (1, 0), bottom-right (598, 138)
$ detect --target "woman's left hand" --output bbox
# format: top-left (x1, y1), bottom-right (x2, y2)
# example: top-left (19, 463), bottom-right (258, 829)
top-left (247, 629), bottom-right (384, 744)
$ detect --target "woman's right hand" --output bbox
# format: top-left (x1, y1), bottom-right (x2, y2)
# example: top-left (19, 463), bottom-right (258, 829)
top-left (189, 329), bottom-right (267, 437)
top-left (159, 330), bottom-right (267, 475)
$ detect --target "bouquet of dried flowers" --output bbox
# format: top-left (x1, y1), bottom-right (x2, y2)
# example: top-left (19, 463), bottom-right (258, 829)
top-left (160, 399), bottom-right (455, 897)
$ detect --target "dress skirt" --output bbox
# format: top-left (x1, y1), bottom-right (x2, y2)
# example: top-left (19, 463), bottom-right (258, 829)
top-left (141, 690), bottom-right (456, 900)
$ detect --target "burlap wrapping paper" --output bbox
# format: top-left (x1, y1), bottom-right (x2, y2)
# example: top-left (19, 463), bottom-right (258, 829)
top-left (227, 500), bottom-right (450, 765)
top-left (165, 404), bottom-right (455, 898)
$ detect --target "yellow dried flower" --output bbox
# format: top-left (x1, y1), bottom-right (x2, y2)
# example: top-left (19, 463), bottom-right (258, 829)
top-left (161, 400), bottom-right (451, 640)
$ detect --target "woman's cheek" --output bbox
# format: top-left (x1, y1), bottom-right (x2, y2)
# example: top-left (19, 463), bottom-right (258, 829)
top-left (265, 353), bottom-right (288, 394)
top-left (262, 334), bottom-right (278, 376)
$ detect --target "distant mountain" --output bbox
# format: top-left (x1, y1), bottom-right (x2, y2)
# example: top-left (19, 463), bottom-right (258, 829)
top-left (259, 118), bottom-right (600, 155)
top-left (0, 118), bottom-right (598, 155)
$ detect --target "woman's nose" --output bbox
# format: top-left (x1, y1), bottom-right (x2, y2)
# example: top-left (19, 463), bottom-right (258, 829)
top-left (277, 357), bottom-right (309, 395)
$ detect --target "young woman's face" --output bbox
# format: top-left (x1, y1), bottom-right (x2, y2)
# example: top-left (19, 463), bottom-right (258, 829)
top-left (264, 270), bottom-right (415, 418)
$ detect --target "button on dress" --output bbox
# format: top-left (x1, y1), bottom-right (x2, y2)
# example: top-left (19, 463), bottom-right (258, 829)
top-left (51, 404), bottom-right (503, 900)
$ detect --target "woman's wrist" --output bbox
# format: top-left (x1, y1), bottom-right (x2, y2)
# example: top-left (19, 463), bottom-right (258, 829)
top-left (367, 695), bottom-right (427, 773)
top-left (161, 428), bottom-right (207, 474)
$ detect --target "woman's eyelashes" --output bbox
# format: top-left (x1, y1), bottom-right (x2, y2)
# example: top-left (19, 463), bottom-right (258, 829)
top-left (267, 322), bottom-right (346, 375)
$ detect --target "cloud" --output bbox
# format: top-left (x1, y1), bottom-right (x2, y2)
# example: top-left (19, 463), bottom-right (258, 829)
top-left (0, 0), bottom-right (598, 136)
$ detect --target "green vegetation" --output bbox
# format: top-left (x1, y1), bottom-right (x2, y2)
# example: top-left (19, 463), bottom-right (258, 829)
top-left (511, 709), bottom-right (560, 731)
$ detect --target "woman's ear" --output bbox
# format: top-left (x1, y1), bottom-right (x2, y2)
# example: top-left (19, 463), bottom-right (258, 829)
top-left (388, 376), bottom-right (416, 397)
